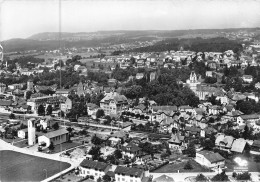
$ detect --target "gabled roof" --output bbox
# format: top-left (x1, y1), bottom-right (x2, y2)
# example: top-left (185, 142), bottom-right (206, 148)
top-left (252, 140), bottom-right (260, 148)
top-left (168, 132), bottom-right (184, 144)
top-left (0, 100), bottom-right (12, 106)
top-left (80, 159), bottom-right (109, 171)
top-left (197, 150), bottom-right (225, 163)
top-left (114, 166), bottom-right (144, 177)
top-left (154, 175), bottom-right (175, 182)
top-left (122, 143), bottom-right (141, 153)
top-left (231, 138), bottom-right (247, 153)
top-left (240, 114), bottom-right (260, 120)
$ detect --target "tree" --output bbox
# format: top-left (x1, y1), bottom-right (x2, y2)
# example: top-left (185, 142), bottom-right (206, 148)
top-left (236, 172), bottom-right (251, 180)
top-left (243, 125), bottom-right (253, 140)
top-left (52, 122), bottom-right (59, 130)
top-left (195, 174), bottom-right (208, 182)
top-left (114, 149), bottom-right (122, 159)
top-left (186, 142), bottom-right (196, 157)
top-left (88, 146), bottom-right (101, 160)
top-left (48, 142), bottom-right (55, 151)
top-left (184, 160), bottom-right (193, 170)
top-left (103, 174), bottom-right (111, 182)
top-left (38, 105), bottom-right (45, 116)
top-left (91, 135), bottom-right (103, 145)
top-left (9, 113), bottom-right (15, 119)
top-left (96, 109), bottom-right (105, 119)
top-left (46, 105), bottom-right (53, 115)
top-left (104, 115), bottom-right (112, 125)
top-left (211, 171), bottom-right (229, 181)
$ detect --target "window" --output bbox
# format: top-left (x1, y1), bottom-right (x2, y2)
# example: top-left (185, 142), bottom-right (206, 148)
top-left (118, 178), bottom-right (120, 181)
top-left (122, 178), bottom-right (125, 181)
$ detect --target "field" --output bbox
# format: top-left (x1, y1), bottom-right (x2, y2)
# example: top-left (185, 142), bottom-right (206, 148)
top-left (0, 150), bottom-right (71, 181)
top-left (153, 159), bottom-right (211, 173)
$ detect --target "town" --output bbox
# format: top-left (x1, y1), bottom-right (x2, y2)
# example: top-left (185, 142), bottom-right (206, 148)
top-left (0, 28), bottom-right (260, 182)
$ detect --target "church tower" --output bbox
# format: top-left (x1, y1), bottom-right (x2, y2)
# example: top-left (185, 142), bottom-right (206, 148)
top-left (28, 118), bottom-right (36, 146)
top-left (186, 71), bottom-right (200, 93)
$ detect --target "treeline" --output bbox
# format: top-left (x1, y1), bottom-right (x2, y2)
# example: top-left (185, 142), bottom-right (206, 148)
top-left (129, 37), bottom-right (242, 53)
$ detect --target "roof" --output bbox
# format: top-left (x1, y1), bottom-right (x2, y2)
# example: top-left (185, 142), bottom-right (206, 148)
top-left (100, 92), bottom-right (128, 104)
top-left (243, 75), bottom-right (253, 79)
top-left (168, 132), bottom-right (184, 144)
top-left (197, 150), bottom-right (225, 163)
top-left (122, 143), bottom-right (141, 153)
top-left (152, 105), bottom-right (178, 113)
top-left (42, 128), bottom-right (68, 139)
top-left (179, 105), bottom-right (193, 110)
top-left (114, 166), bottom-right (144, 177)
top-left (80, 159), bottom-right (109, 171)
top-left (110, 130), bottom-right (127, 138)
top-left (215, 134), bottom-right (234, 148)
top-left (252, 140), bottom-right (260, 148)
top-left (240, 114), bottom-right (260, 120)
top-left (87, 103), bottom-right (99, 110)
top-left (0, 100), bottom-right (12, 106)
top-left (153, 175), bottom-right (175, 182)
top-left (231, 138), bottom-right (247, 153)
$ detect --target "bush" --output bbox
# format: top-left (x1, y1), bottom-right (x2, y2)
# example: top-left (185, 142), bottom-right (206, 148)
top-left (184, 161), bottom-right (193, 170)
top-left (254, 155), bottom-right (260, 162)
top-left (211, 171), bottom-right (229, 181)
top-left (236, 172), bottom-right (251, 180)
top-left (196, 174), bottom-right (208, 182)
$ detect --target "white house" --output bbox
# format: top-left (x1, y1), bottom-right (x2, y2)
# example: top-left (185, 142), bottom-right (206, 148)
top-left (195, 150), bottom-right (225, 170)
top-left (79, 160), bottom-right (110, 180)
top-left (38, 128), bottom-right (69, 147)
top-left (114, 166), bottom-right (145, 182)
top-left (17, 128), bottom-right (28, 139)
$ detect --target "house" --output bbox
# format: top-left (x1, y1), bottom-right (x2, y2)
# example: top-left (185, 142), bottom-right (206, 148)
top-left (195, 150), bottom-right (225, 170)
top-left (136, 73), bottom-right (144, 80)
top-left (0, 83), bottom-right (6, 93)
top-left (250, 140), bottom-right (260, 155)
top-left (79, 159), bottom-right (110, 180)
top-left (168, 132), bottom-right (185, 150)
top-left (60, 98), bottom-right (72, 113)
top-left (100, 92), bottom-right (128, 116)
top-left (17, 128), bottom-right (28, 139)
top-left (237, 114), bottom-right (260, 127)
top-left (255, 82), bottom-right (260, 89)
top-left (8, 84), bottom-right (23, 90)
top-left (242, 75), bottom-right (253, 83)
top-left (122, 143), bottom-right (141, 159)
top-left (87, 103), bottom-right (99, 117)
top-left (178, 105), bottom-right (194, 113)
top-left (114, 166), bottom-right (145, 182)
top-left (231, 138), bottom-right (247, 154)
top-left (215, 134), bottom-right (234, 152)
top-left (208, 105), bottom-right (222, 115)
top-left (38, 128), bottom-right (69, 147)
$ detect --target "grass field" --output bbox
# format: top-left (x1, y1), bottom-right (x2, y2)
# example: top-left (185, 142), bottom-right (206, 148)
top-left (0, 150), bottom-right (71, 181)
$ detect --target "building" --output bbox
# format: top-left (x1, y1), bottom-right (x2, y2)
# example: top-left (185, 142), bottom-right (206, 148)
top-left (60, 98), bottom-right (72, 113)
top-left (38, 128), bottom-right (69, 147)
top-left (231, 138), bottom-right (247, 154)
top-left (86, 103), bottom-right (99, 117)
top-left (27, 95), bottom-right (66, 114)
top-left (114, 166), bottom-right (145, 182)
top-left (215, 134), bottom-right (234, 152)
top-left (250, 140), bottom-right (260, 155)
top-left (79, 160), bottom-right (110, 180)
top-left (100, 92), bottom-right (128, 116)
top-left (17, 128), bottom-right (28, 139)
top-left (122, 143), bottom-right (141, 159)
top-left (168, 132), bottom-right (184, 150)
top-left (153, 175), bottom-right (174, 182)
top-left (28, 118), bottom-right (36, 146)
top-left (195, 150), bottom-right (225, 170)
top-left (186, 71), bottom-right (201, 93)
top-left (8, 84), bottom-right (23, 90)
top-left (242, 75), bottom-right (253, 83)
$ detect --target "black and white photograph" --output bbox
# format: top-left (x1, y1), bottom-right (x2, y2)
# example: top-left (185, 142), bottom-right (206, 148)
top-left (1, 0), bottom-right (260, 181)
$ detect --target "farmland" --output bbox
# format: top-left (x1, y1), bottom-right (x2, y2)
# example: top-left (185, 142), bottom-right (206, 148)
top-left (0, 150), bottom-right (71, 181)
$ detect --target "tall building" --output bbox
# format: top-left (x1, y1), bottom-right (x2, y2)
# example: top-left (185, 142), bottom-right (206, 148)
top-left (28, 118), bottom-right (36, 146)
top-left (100, 92), bottom-right (128, 116)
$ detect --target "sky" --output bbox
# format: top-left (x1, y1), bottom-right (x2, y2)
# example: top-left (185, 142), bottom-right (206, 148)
top-left (1, 0), bottom-right (260, 41)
